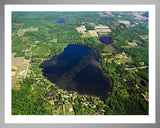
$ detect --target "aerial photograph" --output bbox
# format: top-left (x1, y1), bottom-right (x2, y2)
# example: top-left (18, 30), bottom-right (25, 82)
top-left (11, 11), bottom-right (149, 115)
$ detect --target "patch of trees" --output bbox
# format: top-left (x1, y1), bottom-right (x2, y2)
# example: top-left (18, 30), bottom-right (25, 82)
top-left (121, 44), bottom-right (148, 66)
top-left (104, 96), bottom-right (127, 115)
top-left (132, 24), bottom-right (148, 35)
top-left (12, 77), bottom-right (53, 115)
top-left (73, 103), bottom-right (88, 115)
top-left (142, 12), bottom-right (149, 17)
top-left (12, 36), bottom-right (28, 57)
top-left (85, 23), bottom-right (95, 30)
top-left (114, 27), bottom-right (141, 41)
top-left (136, 68), bottom-right (149, 81)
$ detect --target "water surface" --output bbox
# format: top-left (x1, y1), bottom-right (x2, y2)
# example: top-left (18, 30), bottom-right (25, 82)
top-left (99, 36), bottom-right (113, 44)
top-left (40, 44), bottom-right (112, 100)
top-left (56, 20), bottom-right (66, 23)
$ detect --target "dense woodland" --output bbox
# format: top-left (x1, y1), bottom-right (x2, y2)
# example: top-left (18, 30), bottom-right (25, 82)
top-left (12, 11), bottom-right (149, 115)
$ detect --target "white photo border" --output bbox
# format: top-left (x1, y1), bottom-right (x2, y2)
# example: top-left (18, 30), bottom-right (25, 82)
top-left (5, 4), bottom-right (156, 123)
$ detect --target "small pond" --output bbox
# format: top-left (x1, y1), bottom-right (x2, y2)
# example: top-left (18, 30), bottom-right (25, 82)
top-left (99, 36), bottom-right (113, 44)
top-left (56, 20), bottom-right (66, 23)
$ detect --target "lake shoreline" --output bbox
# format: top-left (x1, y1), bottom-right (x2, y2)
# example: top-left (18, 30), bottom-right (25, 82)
top-left (65, 43), bottom-right (113, 94)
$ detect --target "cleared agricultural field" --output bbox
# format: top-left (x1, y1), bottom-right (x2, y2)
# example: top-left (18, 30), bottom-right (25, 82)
top-left (77, 23), bottom-right (112, 38)
top-left (95, 24), bottom-right (112, 32)
top-left (118, 20), bottom-right (130, 25)
top-left (105, 45), bottom-right (115, 53)
top-left (17, 27), bottom-right (39, 36)
top-left (12, 53), bottom-right (29, 90)
top-left (126, 40), bottom-right (138, 47)
top-left (115, 53), bottom-right (132, 64)
top-left (139, 35), bottom-right (148, 39)
top-left (76, 25), bottom-right (87, 33)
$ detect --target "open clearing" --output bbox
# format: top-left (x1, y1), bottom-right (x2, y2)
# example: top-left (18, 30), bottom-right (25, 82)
top-left (14, 23), bottom-right (24, 27)
top-left (88, 30), bottom-right (98, 37)
top-left (12, 53), bottom-right (29, 90)
top-left (106, 52), bottom-right (132, 65)
top-left (105, 45), bottom-right (115, 53)
top-left (81, 32), bottom-right (92, 37)
top-left (139, 35), bottom-right (148, 39)
top-left (77, 24), bottom-right (112, 37)
top-left (132, 12), bottom-right (148, 21)
top-left (81, 30), bottom-right (98, 37)
top-left (18, 27), bottom-right (39, 36)
top-left (115, 52), bottom-right (132, 64)
top-left (89, 22), bottom-right (96, 26)
top-left (118, 20), bottom-right (130, 25)
top-left (76, 25), bottom-right (86, 33)
top-left (134, 31), bottom-right (148, 40)
top-left (95, 24), bottom-right (112, 32)
top-left (126, 40), bottom-right (138, 47)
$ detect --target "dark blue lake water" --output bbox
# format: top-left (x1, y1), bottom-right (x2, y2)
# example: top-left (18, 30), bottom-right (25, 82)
top-left (56, 20), bottom-right (66, 23)
top-left (40, 44), bottom-right (112, 100)
top-left (99, 36), bottom-right (113, 44)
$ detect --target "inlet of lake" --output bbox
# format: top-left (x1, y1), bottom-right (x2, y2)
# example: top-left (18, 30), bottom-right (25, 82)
top-left (40, 44), bottom-right (112, 100)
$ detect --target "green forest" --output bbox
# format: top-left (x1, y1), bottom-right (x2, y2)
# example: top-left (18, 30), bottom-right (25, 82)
top-left (11, 11), bottom-right (149, 115)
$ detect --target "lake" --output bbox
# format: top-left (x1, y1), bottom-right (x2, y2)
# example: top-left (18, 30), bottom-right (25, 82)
top-left (56, 20), bottom-right (66, 23)
top-left (40, 44), bottom-right (112, 100)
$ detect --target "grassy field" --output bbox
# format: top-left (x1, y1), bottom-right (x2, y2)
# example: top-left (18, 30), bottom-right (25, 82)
top-left (81, 32), bottom-right (93, 38)
top-left (118, 20), bottom-right (130, 25)
top-left (17, 27), bottom-right (39, 36)
top-left (17, 29), bottom-right (24, 36)
top-left (115, 53), bottom-right (132, 64)
top-left (106, 45), bottom-right (115, 53)
top-left (12, 53), bottom-right (29, 90)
